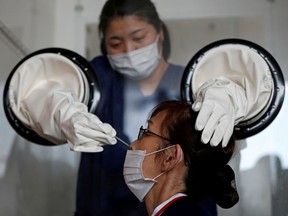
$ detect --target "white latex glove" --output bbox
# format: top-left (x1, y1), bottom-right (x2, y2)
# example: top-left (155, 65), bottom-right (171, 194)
top-left (61, 111), bottom-right (117, 152)
top-left (191, 44), bottom-right (273, 147)
top-left (20, 82), bottom-right (117, 152)
top-left (192, 78), bottom-right (248, 147)
top-left (8, 53), bottom-right (117, 152)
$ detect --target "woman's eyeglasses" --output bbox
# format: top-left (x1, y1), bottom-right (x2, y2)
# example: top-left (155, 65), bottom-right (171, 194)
top-left (138, 126), bottom-right (172, 142)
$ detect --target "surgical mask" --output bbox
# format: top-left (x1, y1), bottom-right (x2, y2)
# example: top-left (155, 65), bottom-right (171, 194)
top-left (123, 145), bottom-right (175, 202)
top-left (107, 35), bottom-right (161, 80)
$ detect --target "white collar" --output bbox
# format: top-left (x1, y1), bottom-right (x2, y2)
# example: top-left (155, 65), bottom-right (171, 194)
top-left (151, 193), bottom-right (187, 216)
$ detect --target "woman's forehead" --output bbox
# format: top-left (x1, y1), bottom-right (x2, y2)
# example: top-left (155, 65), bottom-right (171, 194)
top-left (148, 111), bottom-right (167, 128)
top-left (106, 16), bottom-right (155, 37)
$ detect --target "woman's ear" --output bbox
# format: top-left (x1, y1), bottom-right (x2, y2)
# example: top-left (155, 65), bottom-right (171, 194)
top-left (162, 144), bottom-right (183, 171)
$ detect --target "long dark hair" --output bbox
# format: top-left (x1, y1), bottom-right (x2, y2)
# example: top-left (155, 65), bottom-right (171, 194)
top-left (98, 0), bottom-right (171, 60)
top-left (149, 100), bottom-right (239, 208)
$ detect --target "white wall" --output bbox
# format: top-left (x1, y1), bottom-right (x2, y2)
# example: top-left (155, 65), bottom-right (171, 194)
top-left (0, 1), bottom-right (80, 216)
top-left (50, 0), bottom-right (272, 54)
top-left (0, 0), bottom-right (56, 52)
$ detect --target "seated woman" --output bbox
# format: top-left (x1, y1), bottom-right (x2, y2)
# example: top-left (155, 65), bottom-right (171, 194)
top-left (123, 100), bottom-right (239, 216)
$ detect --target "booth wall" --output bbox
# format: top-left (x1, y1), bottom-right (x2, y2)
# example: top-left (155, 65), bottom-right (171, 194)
top-left (0, 0), bottom-right (287, 215)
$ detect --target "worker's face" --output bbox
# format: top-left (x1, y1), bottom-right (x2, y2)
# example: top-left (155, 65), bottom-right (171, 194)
top-left (130, 111), bottom-right (168, 179)
top-left (105, 15), bottom-right (160, 55)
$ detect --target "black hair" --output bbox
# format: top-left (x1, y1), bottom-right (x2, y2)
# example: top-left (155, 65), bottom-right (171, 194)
top-left (149, 100), bottom-right (239, 208)
top-left (98, 0), bottom-right (171, 60)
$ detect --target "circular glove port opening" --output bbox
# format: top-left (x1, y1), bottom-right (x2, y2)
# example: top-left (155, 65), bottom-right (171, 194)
top-left (181, 38), bottom-right (285, 139)
top-left (3, 48), bottom-right (101, 146)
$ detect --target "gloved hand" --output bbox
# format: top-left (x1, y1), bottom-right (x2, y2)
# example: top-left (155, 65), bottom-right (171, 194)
top-left (61, 111), bottom-right (117, 152)
top-left (21, 81), bottom-right (117, 152)
top-left (192, 78), bottom-right (248, 147)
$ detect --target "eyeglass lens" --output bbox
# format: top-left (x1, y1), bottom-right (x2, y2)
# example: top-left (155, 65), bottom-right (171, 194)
top-left (137, 126), bottom-right (144, 140)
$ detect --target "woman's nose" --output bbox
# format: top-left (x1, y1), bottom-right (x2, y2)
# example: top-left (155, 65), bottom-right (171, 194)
top-left (123, 41), bottom-right (135, 53)
top-left (130, 140), bottom-right (138, 150)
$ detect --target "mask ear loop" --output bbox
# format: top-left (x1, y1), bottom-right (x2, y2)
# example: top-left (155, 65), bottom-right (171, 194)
top-left (145, 145), bottom-right (184, 181)
top-left (145, 145), bottom-right (176, 156)
top-left (155, 34), bottom-right (163, 59)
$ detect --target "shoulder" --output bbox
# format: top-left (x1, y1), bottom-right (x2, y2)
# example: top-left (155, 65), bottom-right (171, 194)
top-left (166, 63), bottom-right (185, 74)
top-left (162, 196), bottom-right (213, 216)
top-left (160, 63), bottom-right (184, 87)
top-left (90, 55), bottom-right (110, 74)
top-left (165, 63), bottom-right (185, 80)
top-left (90, 55), bottom-right (123, 83)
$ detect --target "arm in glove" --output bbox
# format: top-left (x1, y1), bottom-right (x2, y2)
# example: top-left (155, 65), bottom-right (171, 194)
top-left (192, 76), bottom-right (272, 147)
top-left (20, 81), bottom-right (116, 152)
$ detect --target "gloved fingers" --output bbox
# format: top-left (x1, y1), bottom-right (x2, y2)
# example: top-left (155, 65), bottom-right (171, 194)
top-left (221, 122), bottom-right (234, 148)
top-left (75, 114), bottom-right (117, 137)
top-left (83, 121), bottom-right (117, 137)
top-left (191, 100), bottom-right (202, 112)
top-left (68, 141), bottom-right (104, 153)
top-left (72, 113), bottom-right (117, 139)
top-left (76, 128), bottom-right (117, 145)
top-left (195, 102), bottom-right (214, 131)
top-left (199, 106), bottom-right (224, 144)
top-left (210, 116), bottom-right (232, 147)
top-left (98, 123), bottom-right (117, 138)
top-left (61, 112), bottom-right (117, 152)
top-left (200, 121), bottom-right (215, 145)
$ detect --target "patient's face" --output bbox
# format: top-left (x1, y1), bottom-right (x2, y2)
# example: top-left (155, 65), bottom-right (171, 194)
top-left (130, 111), bottom-right (167, 178)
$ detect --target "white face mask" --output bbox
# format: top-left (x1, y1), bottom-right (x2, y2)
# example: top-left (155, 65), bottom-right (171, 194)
top-left (107, 35), bottom-right (161, 80)
top-left (123, 145), bottom-right (175, 202)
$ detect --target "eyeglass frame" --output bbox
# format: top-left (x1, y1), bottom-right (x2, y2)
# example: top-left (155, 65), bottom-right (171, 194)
top-left (138, 126), bottom-right (173, 143)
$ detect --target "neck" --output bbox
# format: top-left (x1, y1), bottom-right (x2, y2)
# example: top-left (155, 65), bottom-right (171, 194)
top-left (145, 176), bottom-right (186, 216)
top-left (138, 58), bottom-right (168, 96)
